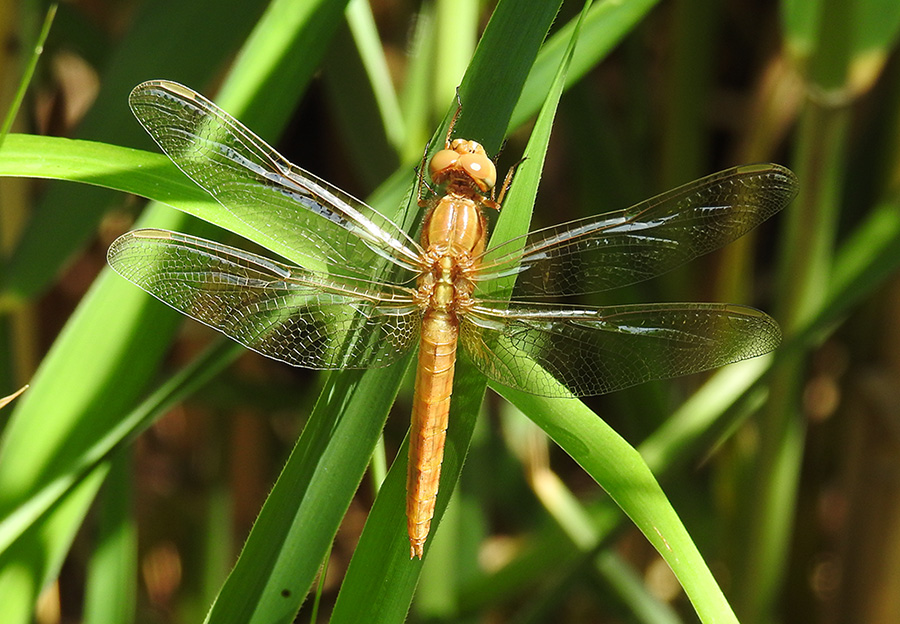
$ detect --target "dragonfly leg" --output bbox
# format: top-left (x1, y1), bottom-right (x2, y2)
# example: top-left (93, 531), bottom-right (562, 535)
top-left (445, 88), bottom-right (463, 148)
top-left (493, 157), bottom-right (526, 207)
top-left (416, 149), bottom-right (431, 207)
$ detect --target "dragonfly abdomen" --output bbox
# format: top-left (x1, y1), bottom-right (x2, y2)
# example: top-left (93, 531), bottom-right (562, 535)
top-left (407, 308), bottom-right (459, 558)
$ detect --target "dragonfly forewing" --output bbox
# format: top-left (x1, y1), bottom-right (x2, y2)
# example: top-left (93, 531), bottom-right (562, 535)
top-left (460, 301), bottom-right (781, 397)
top-left (128, 80), bottom-right (424, 281)
top-left (108, 229), bottom-right (421, 369)
top-left (472, 164), bottom-right (798, 298)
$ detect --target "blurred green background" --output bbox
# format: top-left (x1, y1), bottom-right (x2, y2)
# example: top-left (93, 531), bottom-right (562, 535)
top-left (2, 0), bottom-right (900, 622)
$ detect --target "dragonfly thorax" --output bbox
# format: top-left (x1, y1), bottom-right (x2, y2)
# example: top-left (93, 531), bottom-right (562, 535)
top-left (420, 195), bottom-right (487, 260)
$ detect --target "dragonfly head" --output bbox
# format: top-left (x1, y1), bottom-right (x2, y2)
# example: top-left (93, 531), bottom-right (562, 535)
top-left (429, 139), bottom-right (497, 194)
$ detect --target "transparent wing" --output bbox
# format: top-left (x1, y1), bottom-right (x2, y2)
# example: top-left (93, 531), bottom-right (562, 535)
top-left (460, 301), bottom-right (780, 397)
top-left (474, 164), bottom-right (798, 297)
top-left (107, 229), bottom-right (421, 369)
top-left (129, 80), bottom-right (423, 280)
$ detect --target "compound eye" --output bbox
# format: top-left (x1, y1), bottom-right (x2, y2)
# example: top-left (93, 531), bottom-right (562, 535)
top-left (459, 152), bottom-right (497, 190)
top-left (429, 149), bottom-right (459, 179)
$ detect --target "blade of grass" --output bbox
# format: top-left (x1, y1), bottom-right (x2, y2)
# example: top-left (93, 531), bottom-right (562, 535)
top-left (524, 454), bottom-right (682, 623)
top-left (0, 338), bottom-right (241, 557)
top-left (0, 3), bottom-right (57, 399)
top-left (433, 0), bottom-right (479, 107)
top-left (511, 0), bottom-right (662, 130)
top-left (82, 450), bottom-right (137, 624)
top-left (322, 21), bottom-right (403, 189)
top-left (0, 464), bottom-right (110, 624)
top-left (486, 9), bottom-right (742, 617)
top-left (204, 362), bottom-right (411, 624)
top-left (398, 4), bottom-right (437, 162)
top-left (732, 0), bottom-right (862, 619)
top-left (330, 1), bottom-right (573, 621)
top-left (659, 0), bottom-right (717, 189)
top-left (0, 4), bottom-right (56, 145)
top-left (345, 0), bottom-right (405, 152)
top-left (497, 384), bottom-right (739, 623)
top-left (0, 135), bottom-right (339, 272)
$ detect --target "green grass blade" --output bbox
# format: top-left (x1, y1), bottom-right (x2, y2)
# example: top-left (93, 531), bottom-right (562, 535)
top-left (0, 134), bottom-right (336, 271)
top-left (204, 364), bottom-right (410, 624)
top-left (511, 0), bottom-right (662, 129)
top-left (733, 0), bottom-right (858, 617)
top-left (398, 4), bottom-right (437, 161)
top-left (82, 451), bottom-right (137, 624)
top-left (329, 1), bottom-right (572, 621)
top-left (0, 339), bottom-right (240, 557)
top-left (322, 21), bottom-right (403, 189)
top-left (498, 385), bottom-right (739, 623)
top-left (345, 0), bottom-right (405, 152)
top-left (0, 4), bottom-right (56, 145)
top-left (433, 0), bottom-right (479, 106)
top-left (214, 0), bottom-right (351, 135)
top-left (0, 135), bottom-right (209, 206)
top-left (449, 0), bottom-right (564, 153)
top-left (0, 465), bottom-right (110, 624)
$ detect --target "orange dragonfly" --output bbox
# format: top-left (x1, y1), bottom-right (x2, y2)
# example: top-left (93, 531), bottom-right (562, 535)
top-left (108, 81), bottom-right (798, 559)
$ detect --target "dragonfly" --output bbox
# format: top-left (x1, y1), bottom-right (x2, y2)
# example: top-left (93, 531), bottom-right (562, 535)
top-left (108, 80), bottom-right (798, 559)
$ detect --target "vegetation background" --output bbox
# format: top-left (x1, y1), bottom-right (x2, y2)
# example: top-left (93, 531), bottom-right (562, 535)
top-left (1, 0), bottom-right (900, 622)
